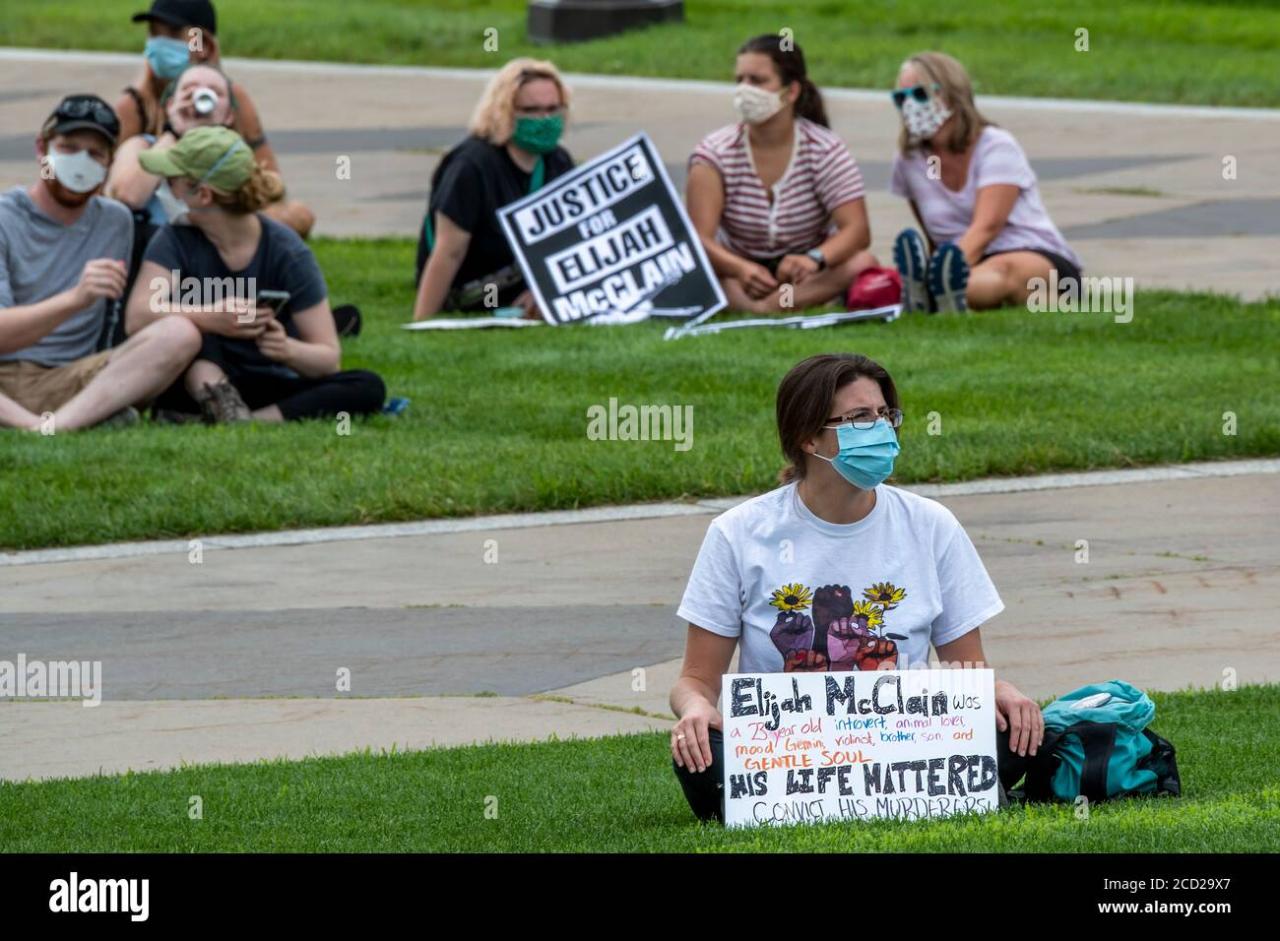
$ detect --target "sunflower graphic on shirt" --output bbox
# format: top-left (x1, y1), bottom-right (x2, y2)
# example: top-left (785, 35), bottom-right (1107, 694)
top-left (769, 580), bottom-right (907, 672)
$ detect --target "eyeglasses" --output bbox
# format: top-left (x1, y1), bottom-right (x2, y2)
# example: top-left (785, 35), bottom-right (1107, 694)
top-left (890, 84), bottom-right (939, 109)
top-left (824, 407), bottom-right (903, 430)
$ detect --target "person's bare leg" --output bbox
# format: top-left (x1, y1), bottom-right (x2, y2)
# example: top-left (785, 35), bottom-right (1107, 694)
top-left (263, 200), bottom-right (315, 239)
top-left (966, 251), bottom-right (1053, 310)
top-left (184, 359), bottom-right (229, 398)
top-left (49, 316), bottom-right (202, 432)
top-left (758, 251), bottom-right (880, 312)
top-left (251, 405), bottom-right (284, 423)
top-left (0, 391), bottom-right (42, 431)
top-left (720, 276), bottom-right (769, 313)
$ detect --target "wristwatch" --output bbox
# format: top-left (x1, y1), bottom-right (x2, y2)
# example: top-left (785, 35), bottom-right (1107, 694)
top-left (806, 248), bottom-right (827, 270)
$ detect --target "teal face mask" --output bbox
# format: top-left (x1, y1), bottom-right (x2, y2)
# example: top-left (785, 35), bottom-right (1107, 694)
top-left (814, 418), bottom-right (901, 490)
top-left (511, 114), bottom-right (564, 155)
top-left (145, 37), bottom-right (190, 81)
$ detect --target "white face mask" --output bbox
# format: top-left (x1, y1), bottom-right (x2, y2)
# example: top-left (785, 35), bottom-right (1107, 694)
top-left (153, 179), bottom-right (190, 223)
top-left (733, 83), bottom-right (786, 125)
top-left (900, 93), bottom-right (952, 144)
top-left (44, 149), bottom-right (107, 194)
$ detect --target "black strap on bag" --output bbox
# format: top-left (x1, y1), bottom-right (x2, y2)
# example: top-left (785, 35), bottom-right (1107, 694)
top-left (1019, 721), bottom-right (1116, 803)
top-left (1065, 720), bottom-right (1119, 802)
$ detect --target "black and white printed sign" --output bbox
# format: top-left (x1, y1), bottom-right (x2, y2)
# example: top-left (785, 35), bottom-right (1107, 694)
top-left (497, 133), bottom-right (726, 325)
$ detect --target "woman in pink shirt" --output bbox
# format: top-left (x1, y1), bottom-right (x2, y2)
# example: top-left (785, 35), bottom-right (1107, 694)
top-left (686, 35), bottom-right (879, 314)
top-left (888, 51), bottom-right (1082, 313)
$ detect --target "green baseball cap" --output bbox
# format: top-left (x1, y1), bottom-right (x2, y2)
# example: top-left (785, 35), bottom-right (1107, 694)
top-left (139, 125), bottom-right (253, 190)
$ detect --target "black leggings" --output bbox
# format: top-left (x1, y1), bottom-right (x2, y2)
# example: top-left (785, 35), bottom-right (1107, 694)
top-left (673, 725), bottom-right (1027, 824)
top-left (156, 336), bottom-right (386, 421)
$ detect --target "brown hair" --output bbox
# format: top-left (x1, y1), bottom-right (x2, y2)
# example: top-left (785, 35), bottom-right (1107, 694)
top-left (776, 353), bottom-right (901, 484)
top-left (738, 34), bottom-right (828, 128)
top-left (207, 161), bottom-right (285, 214)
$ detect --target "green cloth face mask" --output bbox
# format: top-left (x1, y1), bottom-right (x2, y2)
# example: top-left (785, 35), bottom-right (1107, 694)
top-left (511, 114), bottom-right (563, 155)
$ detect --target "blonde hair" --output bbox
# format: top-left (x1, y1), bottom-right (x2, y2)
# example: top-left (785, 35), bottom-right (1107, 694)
top-left (468, 58), bottom-right (570, 146)
top-left (897, 51), bottom-right (993, 155)
top-left (209, 161), bottom-right (286, 214)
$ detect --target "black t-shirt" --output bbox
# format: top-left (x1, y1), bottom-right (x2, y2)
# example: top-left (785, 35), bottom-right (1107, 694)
top-left (144, 215), bottom-right (328, 377)
top-left (415, 136), bottom-right (573, 292)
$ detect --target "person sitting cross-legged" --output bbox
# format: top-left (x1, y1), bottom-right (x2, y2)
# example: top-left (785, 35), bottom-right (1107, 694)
top-left (125, 126), bottom-right (385, 424)
top-left (0, 94), bottom-right (201, 433)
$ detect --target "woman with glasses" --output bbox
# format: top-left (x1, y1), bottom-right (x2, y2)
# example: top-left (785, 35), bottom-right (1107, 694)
top-left (685, 34), bottom-right (880, 315)
top-left (413, 59), bottom-right (575, 320)
top-left (888, 52), bottom-right (1081, 313)
top-left (667, 352), bottom-right (1043, 823)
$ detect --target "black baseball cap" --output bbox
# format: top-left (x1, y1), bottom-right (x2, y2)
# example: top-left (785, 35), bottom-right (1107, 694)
top-left (132, 0), bottom-right (217, 36)
top-left (44, 94), bottom-right (121, 146)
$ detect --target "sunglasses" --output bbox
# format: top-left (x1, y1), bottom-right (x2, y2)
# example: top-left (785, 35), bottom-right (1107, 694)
top-left (890, 83), bottom-right (939, 109)
top-left (55, 96), bottom-right (120, 134)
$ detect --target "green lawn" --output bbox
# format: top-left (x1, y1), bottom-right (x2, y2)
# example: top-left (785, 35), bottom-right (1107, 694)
top-left (1, 237), bottom-right (1277, 551)
top-left (3, 0), bottom-right (1279, 107)
top-left (1, 684), bottom-right (1274, 852)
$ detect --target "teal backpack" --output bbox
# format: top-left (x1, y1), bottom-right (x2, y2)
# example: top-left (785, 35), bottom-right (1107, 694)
top-left (1012, 680), bottom-right (1181, 804)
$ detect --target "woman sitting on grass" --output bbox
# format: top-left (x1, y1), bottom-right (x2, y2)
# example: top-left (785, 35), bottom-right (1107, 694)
top-left (685, 34), bottom-right (878, 315)
top-left (888, 51), bottom-right (1082, 313)
top-left (413, 58), bottom-right (575, 320)
top-left (125, 126), bottom-right (384, 424)
top-left (668, 352), bottom-right (1044, 823)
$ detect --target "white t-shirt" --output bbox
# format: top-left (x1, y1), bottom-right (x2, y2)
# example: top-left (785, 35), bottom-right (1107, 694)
top-left (676, 482), bottom-right (1004, 675)
top-left (890, 125), bottom-right (1081, 269)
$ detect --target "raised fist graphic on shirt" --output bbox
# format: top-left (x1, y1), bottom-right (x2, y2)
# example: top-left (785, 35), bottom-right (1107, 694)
top-left (770, 609), bottom-right (815, 659)
top-left (810, 584), bottom-right (854, 658)
top-left (783, 649), bottom-right (831, 673)
top-left (852, 636), bottom-right (899, 671)
top-left (826, 616), bottom-right (873, 669)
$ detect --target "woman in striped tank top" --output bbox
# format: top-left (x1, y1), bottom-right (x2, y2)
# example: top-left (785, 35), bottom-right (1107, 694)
top-left (686, 34), bottom-right (880, 314)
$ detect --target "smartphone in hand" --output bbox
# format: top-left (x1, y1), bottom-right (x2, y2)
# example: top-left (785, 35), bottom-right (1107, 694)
top-left (256, 289), bottom-right (292, 316)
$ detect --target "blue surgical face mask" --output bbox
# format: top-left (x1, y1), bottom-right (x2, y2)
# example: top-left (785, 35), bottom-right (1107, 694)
top-left (145, 37), bottom-right (190, 81)
top-left (813, 418), bottom-right (901, 490)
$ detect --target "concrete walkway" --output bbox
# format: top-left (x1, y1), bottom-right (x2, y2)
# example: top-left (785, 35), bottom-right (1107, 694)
top-left (2, 459), bottom-right (1277, 781)
top-left (1, 49), bottom-right (1278, 299)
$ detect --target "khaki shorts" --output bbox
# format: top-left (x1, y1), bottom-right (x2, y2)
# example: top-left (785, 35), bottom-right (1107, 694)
top-left (0, 350), bottom-right (113, 416)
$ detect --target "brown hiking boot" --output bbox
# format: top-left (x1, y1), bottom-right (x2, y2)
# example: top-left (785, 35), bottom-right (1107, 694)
top-left (197, 380), bottom-right (251, 424)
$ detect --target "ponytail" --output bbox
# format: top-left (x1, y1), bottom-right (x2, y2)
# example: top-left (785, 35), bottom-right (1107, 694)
top-left (738, 34), bottom-right (827, 127)
top-left (210, 161), bottom-right (285, 214)
top-left (794, 77), bottom-right (829, 128)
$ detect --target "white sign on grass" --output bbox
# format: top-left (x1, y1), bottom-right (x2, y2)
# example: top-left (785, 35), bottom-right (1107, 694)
top-left (722, 669), bottom-right (999, 828)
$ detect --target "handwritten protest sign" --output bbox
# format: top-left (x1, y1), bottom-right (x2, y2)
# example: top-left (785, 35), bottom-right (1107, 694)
top-left (722, 669), bottom-right (998, 828)
top-left (497, 133), bottom-right (725, 325)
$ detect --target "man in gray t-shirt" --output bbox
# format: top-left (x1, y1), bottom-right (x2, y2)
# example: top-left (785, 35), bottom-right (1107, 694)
top-left (0, 94), bottom-right (201, 432)
top-left (0, 186), bottom-right (132, 367)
